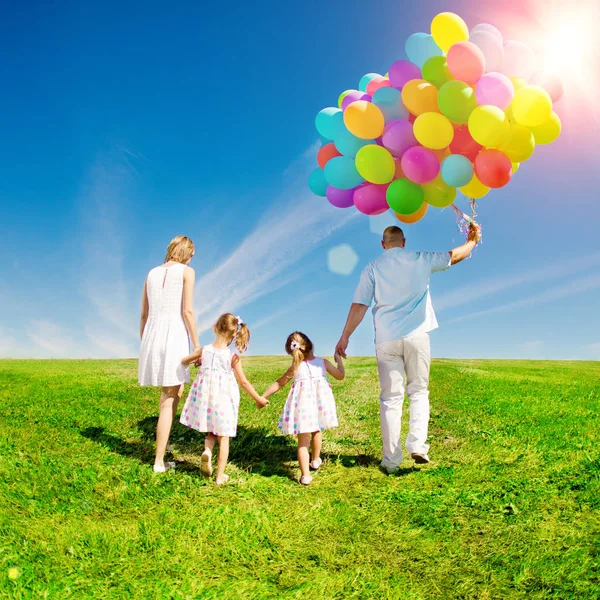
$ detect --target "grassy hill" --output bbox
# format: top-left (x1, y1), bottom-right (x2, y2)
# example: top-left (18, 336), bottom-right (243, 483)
top-left (1, 358), bottom-right (599, 599)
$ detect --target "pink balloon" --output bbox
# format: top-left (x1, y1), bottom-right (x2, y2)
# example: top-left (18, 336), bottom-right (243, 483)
top-left (401, 147), bottom-right (440, 184)
top-left (366, 76), bottom-right (391, 97)
top-left (353, 184), bottom-right (389, 215)
top-left (447, 42), bottom-right (485, 85)
top-left (532, 71), bottom-right (564, 103)
top-left (502, 41), bottom-right (536, 80)
top-left (475, 72), bottom-right (514, 110)
top-left (469, 31), bottom-right (504, 73)
top-left (382, 120), bottom-right (417, 158)
top-left (388, 60), bottom-right (421, 90)
top-left (326, 185), bottom-right (355, 208)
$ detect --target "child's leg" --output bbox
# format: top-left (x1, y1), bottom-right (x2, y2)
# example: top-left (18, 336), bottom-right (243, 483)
top-left (216, 436), bottom-right (230, 479)
top-left (155, 385), bottom-right (182, 468)
top-left (204, 433), bottom-right (217, 453)
top-left (311, 431), bottom-right (322, 462)
top-left (297, 433), bottom-right (311, 478)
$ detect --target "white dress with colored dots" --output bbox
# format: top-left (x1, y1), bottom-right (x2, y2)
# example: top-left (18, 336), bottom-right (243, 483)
top-left (179, 344), bottom-right (240, 437)
top-left (278, 358), bottom-right (338, 435)
top-left (138, 263), bottom-right (190, 387)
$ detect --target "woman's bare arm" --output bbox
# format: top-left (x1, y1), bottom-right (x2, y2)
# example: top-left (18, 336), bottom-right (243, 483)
top-left (263, 367), bottom-right (294, 399)
top-left (140, 278), bottom-right (149, 339)
top-left (182, 266), bottom-right (200, 350)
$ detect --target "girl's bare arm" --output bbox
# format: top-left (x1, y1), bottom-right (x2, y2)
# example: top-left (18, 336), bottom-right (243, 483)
top-left (325, 353), bottom-right (345, 381)
top-left (263, 367), bottom-right (295, 399)
top-left (232, 356), bottom-right (269, 408)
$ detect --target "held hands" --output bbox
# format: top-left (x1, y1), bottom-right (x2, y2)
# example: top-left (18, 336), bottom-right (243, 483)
top-left (255, 396), bottom-right (269, 410)
top-left (467, 223), bottom-right (482, 245)
top-left (334, 335), bottom-right (349, 359)
top-left (334, 351), bottom-right (345, 367)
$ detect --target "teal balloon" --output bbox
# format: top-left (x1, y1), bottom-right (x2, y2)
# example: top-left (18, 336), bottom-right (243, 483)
top-left (308, 168), bottom-right (328, 197)
top-left (372, 87), bottom-right (410, 122)
top-left (440, 155), bottom-right (473, 188)
top-left (405, 33), bottom-right (444, 68)
top-left (324, 156), bottom-right (364, 190)
top-left (334, 126), bottom-right (373, 158)
top-left (315, 107), bottom-right (344, 140)
top-left (359, 72), bottom-right (381, 92)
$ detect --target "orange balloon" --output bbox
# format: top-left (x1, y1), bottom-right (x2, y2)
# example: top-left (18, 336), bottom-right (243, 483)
top-left (395, 202), bottom-right (428, 224)
top-left (401, 79), bottom-right (440, 116)
top-left (432, 147), bottom-right (452, 162)
top-left (317, 143), bottom-right (341, 169)
top-left (394, 159), bottom-right (405, 179)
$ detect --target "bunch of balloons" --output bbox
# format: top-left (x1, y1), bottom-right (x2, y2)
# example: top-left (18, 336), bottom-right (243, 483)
top-left (309, 12), bottom-right (563, 224)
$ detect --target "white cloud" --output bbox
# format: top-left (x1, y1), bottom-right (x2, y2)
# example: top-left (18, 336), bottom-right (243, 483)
top-left (193, 144), bottom-right (359, 333)
top-left (437, 252), bottom-right (600, 312)
top-left (25, 320), bottom-right (83, 358)
top-left (448, 272), bottom-right (600, 324)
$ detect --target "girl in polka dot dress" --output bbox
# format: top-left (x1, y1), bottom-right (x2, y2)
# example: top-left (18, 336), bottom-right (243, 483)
top-left (180, 313), bottom-right (268, 485)
top-left (263, 331), bottom-right (345, 485)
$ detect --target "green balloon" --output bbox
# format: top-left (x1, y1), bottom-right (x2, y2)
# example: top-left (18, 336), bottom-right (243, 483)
top-left (422, 56), bottom-right (453, 89)
top-left (386, 179), bottom-right (424, 214)
top-left (355, 145), bottom-right (395, 184)
top-left (438, 80), bottom-right (477, 125)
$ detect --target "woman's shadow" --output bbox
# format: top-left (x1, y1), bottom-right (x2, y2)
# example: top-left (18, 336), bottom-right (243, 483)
top-left (80, 418), bottom-right (300, 479)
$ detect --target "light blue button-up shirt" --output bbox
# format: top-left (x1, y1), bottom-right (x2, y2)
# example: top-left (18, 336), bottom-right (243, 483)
top-left (353, 248), bottom-right (451, 344)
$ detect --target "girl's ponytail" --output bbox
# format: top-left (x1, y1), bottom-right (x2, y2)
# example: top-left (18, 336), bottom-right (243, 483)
top-left (285, 331), bottom-right (314, 374)
top-left (235, 322), bottom-right (250, 354)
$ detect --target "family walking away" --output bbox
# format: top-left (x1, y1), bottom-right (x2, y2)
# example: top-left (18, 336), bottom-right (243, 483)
top-left (138, 223), bottom-right (480, 483)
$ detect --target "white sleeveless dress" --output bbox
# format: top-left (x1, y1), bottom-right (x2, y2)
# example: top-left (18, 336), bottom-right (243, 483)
top-left (278, 358), bottom-right (338, 435)
top-left (138, 263), bottom-right (191, 387)
top-left (179, 344), bottom-right (240, 437)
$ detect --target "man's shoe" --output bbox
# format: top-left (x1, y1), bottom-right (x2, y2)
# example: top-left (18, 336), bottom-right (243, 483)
top-left (411, 453), bottom-right (430, 464)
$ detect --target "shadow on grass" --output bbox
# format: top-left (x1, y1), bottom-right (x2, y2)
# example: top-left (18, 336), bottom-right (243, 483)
top-left (82, 418), bottom-right (382, 481)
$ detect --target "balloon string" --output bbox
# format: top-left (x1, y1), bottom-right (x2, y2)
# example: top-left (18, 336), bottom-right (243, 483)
top-left (451, 199), bottom-right (480, 241)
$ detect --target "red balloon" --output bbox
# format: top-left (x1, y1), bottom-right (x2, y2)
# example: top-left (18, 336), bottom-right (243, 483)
top-left (366, 76), bottom-right (391, 97)
top-left (450, 127), bottom-right (482, 162)
top-left (474, 149), bottom-right (513, 188)
top-left (317, 143), bottom-right (342, 169)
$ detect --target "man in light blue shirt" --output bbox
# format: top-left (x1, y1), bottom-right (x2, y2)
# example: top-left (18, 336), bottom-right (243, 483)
top-left (335, 224), bottom-right (480, 473)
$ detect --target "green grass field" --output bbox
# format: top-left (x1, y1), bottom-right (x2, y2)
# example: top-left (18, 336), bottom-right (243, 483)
top-left (1, 358), bottom-right (599, 599)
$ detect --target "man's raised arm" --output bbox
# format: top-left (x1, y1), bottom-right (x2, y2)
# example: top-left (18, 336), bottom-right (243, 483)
top-left (449, 223), bottom-right (482, 266)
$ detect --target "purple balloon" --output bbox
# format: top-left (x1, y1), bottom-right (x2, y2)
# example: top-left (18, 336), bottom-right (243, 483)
top-left (341, 91), bottom-right (371, 110)
top-left (382, 120), bottom-right (417, 158)
top-left (326, 185), bottom-right (355, 208)
top-left (353, 184), bottom-right (389, 215)
top-left (401, 146), bottom-right (440, 184)
top-left (388, 60), bottom-right (421, 90)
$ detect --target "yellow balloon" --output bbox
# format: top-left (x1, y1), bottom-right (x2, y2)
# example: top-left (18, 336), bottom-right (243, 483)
top-left (510, 77), bottom-right (527, 92)
top-left (529, 111), bottom-right (562, 145)
top-left (413, 112), bottom-right (454, 149)
top-left (499, 123), bottom-right (535, 162)
top-left (343, 101), bottom-right (385, 139)
top-left (460, 174), bottom-right (490, 199)
top-left (423, 174), bottom-right (457, 208)
top-left (468, 105), bottom-right (510, 147)
top-left (431, 12), bottom-right (469, 52)
top-left (512, 85), bottom-right (552, 127)
top-left (512, 162), bottom-right (520, 174)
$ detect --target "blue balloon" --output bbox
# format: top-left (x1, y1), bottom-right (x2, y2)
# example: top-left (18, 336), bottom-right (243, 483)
top-left (315, 107), bottom-right (345, 140)
top-left (358, 72), bottom-right (381, 92)
top-left (308, 168), bottom-right (328, 197)
top-left (441, 155), bottom-right (474, 188)
top-left (324, 156), bottom-right (364, 190)
top-left (334, 126), bottom-right (372, 158)
top-left (372, 87), bottom-right (410, 122)
top-left (405, 33), bottom-right (444, 68)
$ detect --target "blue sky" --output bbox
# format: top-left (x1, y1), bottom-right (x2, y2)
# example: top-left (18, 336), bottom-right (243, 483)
top-left (1, 0), bottom-right (599, 360)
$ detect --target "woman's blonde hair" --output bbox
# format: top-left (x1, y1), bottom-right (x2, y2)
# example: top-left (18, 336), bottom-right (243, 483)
top-left (214, 313), bottom-right (250, 354)
top-left (285, 331), bottom-right (314, 373)
top-left (165, 235), bottom-right (195, 264)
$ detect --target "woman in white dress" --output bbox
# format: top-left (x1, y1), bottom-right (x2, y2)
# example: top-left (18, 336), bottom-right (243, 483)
top-left (138, 235), bottom-right (200, 472)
